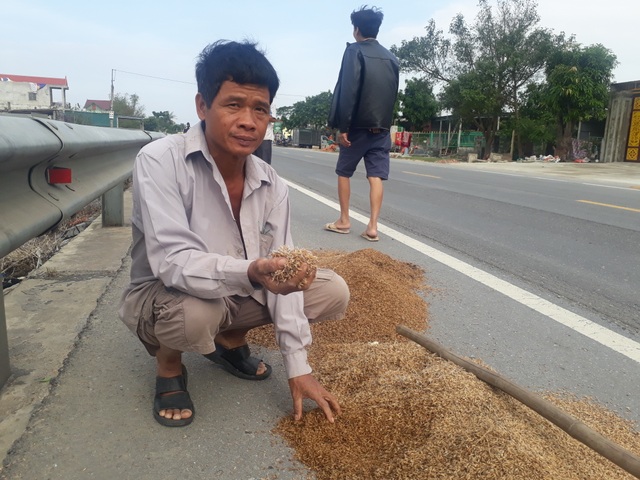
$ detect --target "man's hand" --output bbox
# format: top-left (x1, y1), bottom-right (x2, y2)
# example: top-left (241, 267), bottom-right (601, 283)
top-left (288, 374), bottom-right (341, 423)
top-left (248, 257), bottom-right (316, 295)
top-left (338, 132), bottom-right (351, 147)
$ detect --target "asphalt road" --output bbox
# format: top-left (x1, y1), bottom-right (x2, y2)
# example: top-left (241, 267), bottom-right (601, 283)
top-left (0, 149), bottom-right (638, 479)
top-left (274, 147), bottom-right (640, 426)
top-left (274, 148), bottom-right (640, 333)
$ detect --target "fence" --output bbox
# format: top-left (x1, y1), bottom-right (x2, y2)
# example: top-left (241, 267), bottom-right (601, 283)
top-left (397, 131), bottom-right (485, 156)
top-left (0, 114), bottom-right (163, 387)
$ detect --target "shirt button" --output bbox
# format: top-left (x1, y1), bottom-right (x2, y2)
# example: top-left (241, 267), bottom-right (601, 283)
top-left (237, 248), bottom-right (244, 255)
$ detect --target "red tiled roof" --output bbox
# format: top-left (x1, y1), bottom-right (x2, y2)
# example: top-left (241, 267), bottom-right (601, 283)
top-left (0, 74), bottom-right (69, 87)
top-left (84, 99), bottom-right (112, 110)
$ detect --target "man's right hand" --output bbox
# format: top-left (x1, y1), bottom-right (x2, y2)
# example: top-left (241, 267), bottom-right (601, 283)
top-left (338, 132), bottom-right (351, 147)
top-left (248, 257), bottom-right (316, 295)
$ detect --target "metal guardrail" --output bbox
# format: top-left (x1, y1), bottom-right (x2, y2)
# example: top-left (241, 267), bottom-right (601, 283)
top-left (0, 114), bottom-right (163, 386)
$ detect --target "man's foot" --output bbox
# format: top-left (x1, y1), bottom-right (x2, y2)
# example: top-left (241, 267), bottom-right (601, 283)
top-left (360, 231), bottom-right (379, 242)
top-left (324, 222), bottom-right (350, 234)
top-left (204, 343), bottom-right (272, 380)
top-left (153, 365), bottom-right (194, 427)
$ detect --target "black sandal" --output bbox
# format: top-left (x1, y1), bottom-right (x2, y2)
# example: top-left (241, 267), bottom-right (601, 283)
top-left (153, 365), bottom-right (194, 427)
top-left (204, 343), bottom-right (272, 381)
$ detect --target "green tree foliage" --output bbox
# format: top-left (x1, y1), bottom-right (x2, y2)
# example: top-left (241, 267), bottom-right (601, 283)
top-left (112, 93), bottom-right (145, 129)
top-left (392, 0), bottom-right (558, 156)
top-left (439, 62), bottom-right (506, 151)
top-left (542, 43), bottom-right (617, 160)
top-left (144, 110), bottom-right (185, 134)
top-left (111, 93), bottom-right (144, 117)
top-left (277, 91), bottom-right (332, 131)
top-left (398, 78), bottom-right (439, 131)
top-left (515, 82), bottom-right (557, 154)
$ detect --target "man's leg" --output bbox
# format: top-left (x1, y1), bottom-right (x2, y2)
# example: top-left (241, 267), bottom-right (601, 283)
top-left (333, 175), bottom-right (351, 230)
top-left (214, 328), bottom-right (268, 376)
top-left (366, 176), bottom-right (383, 238)
top-left (304, 269), bottom-right (350, 323)
top-left (155, 343), bottom-right (192, 422)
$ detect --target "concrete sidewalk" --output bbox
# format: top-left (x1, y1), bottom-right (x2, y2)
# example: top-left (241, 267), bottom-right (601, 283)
top-left (0, 160), bottom-right (638, 479)
top-left (0, 190), bottom-right (306, 480)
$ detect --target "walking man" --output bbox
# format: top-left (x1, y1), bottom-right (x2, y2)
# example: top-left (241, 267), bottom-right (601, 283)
top-left (325, 5), bottom-right (399, 242)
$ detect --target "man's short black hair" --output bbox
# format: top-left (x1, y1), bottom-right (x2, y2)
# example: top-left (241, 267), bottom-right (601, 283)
top-left (195, 40), bottom-right (280, 107)
top-left (350, 5), bottom-right (384, 38)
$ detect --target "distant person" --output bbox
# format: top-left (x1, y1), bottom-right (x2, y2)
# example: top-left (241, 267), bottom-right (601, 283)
top-left (253, 112), bottom-right (276, 164)
top-left (183, 122), bottom-right (190, 133)
top-left (119, 40), bottom-right (349, 427)
top-left (325, 5), bottom-right (399, 242)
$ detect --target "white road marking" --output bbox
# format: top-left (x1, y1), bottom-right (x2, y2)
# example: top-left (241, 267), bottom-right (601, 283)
top-left (285, 178), bottom-right (640, 364)
top-left (583, 183), bottom-right (640, 191)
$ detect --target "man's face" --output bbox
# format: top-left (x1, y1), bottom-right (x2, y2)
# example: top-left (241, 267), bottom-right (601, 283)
top-left (196, 80), bottom-right (271, 161)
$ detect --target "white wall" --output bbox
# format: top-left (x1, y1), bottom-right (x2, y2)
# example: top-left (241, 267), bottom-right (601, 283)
top-left (0, 81), bottom-right (54, 111)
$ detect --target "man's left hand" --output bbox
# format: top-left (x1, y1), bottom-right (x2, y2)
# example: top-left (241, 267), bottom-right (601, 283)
top-left (288, 374), bottom-right (341, 423)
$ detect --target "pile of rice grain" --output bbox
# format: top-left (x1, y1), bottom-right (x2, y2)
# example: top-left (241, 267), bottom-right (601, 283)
top-left (248, 248), bottom-right (640, 480)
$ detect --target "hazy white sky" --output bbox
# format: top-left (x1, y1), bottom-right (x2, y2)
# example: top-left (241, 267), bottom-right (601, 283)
top-left (2, 0), bottom-right (637, 124)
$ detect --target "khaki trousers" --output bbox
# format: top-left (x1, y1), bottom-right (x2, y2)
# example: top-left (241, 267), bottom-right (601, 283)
top-left (119, 268), bottom-right (349, 356)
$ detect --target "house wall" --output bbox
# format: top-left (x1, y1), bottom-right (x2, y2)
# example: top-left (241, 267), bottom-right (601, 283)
top-left (0, 81), bottom-right (53, 111)
top-left (601, 82), bottom-right (640, 163)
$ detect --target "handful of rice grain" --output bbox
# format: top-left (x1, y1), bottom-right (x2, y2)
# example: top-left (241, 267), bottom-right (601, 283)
top-left (269, 246), bottom-right (318, 285)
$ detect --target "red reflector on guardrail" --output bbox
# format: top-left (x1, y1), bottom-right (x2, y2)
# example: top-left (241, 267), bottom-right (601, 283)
top-left (46, 167), bottom-right (72, 185)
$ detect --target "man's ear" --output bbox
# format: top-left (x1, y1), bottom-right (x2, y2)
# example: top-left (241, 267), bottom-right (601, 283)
top-left (195, 93), bottom-right (207, 120)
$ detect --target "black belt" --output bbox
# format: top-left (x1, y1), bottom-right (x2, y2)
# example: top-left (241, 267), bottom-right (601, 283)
top-left (368, 128), bottom-right (383, 134)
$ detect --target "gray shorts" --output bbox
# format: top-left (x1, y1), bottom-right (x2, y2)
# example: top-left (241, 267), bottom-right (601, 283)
top-left (118, 268), bottom-right (349, 356)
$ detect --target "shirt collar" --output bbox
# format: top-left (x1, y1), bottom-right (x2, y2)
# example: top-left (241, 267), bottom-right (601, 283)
top-left (186, 121), bottom-right (271, 188)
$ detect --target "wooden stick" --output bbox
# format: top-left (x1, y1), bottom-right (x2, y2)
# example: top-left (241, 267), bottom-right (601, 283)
top-left (396, 325), bottom-right (640, 479)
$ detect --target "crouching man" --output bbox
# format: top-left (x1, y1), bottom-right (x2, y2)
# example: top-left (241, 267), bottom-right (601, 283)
top-left (119, 40), bottom-right (349, 427)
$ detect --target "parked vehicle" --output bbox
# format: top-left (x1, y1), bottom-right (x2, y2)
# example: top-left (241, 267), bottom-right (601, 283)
top-left (275, 133), bottom-right (291, 147)
top-left (292, 128), bottom-right (321, 149)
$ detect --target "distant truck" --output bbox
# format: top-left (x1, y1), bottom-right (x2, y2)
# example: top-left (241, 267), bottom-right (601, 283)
top-left (292, 128), bottom-right (322, 149)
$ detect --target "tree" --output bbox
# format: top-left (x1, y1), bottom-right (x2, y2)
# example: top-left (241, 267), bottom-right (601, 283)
top-left (515, 82), bottom-right (557, 155)
top-left (111, 93), bottom-right (144, 117)
top-left (398, 78), bottom-right (439, 131)
top-left (144, 110), bottom-right (185, 134)
top-left (439, 64), bottom-right (505, 155)
top-left (392, 0), bottom-right (557, 156)
top-left (542, 43), bottom-right (617, 160)
top-left (277, 91), bottom-right (332, 131)
top-left (112, 93), bottom-right (145, 129)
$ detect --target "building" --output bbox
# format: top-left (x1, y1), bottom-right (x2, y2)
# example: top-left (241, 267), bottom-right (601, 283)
top-left (0, 74), bottom-right (69, 119)
top-left (602, 80), bottom-right (640, 163)
top-left (83, 99), bottom-right (111, 112)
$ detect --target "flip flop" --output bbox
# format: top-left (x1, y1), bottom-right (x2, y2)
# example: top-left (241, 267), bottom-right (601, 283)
top-left (325, 222), bottom-right (350, 234)
top-left (153, 365), bottom-right (194, 427)
top-left (204, 343), bottom-right (272, 381)
top-left (360, 232), bottom-right (379, 242)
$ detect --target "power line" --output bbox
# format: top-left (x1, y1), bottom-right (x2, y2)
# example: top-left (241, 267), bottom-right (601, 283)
top-left (112, 68), bottom-right (308, 102)
top-left (114, 69), bottom-right (195, 85)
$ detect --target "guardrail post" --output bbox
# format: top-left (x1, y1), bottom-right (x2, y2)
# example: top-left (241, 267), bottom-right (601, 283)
top-left (101, 182), bottom-right (124, 227)
top-left (0, 285), bottom-right (11, 388)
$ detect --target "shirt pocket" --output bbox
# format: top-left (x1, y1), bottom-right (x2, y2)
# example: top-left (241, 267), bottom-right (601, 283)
top-left (259, 232), bottom-right (274, 256)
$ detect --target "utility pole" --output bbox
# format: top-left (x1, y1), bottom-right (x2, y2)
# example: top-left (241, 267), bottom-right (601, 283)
top-left (109, 69), bottom-right (115, 128)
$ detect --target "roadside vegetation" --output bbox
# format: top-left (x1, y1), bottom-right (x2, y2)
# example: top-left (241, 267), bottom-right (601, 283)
top-left (1, 200), bottom-right (101, 289)
top-left (82, 1), bottom-right (614, 161)
top-left (278, 0), bottom-right (616, 161)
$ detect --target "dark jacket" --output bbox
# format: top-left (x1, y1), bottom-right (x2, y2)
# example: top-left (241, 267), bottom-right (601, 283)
top-left (328, 39), bottom-right (399, 133)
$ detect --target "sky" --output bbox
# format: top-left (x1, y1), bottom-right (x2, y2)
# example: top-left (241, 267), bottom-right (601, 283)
top-left (2, 0), bottom-right (638, 125)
